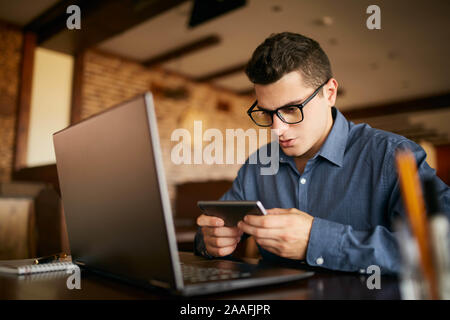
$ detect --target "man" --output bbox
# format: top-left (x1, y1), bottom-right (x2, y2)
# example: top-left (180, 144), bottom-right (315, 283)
top-left (194, 32), bottom-right (450, 274)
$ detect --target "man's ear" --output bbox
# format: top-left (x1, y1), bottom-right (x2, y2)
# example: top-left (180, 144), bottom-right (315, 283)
top-left (325, 78), bottom-right (338, 106)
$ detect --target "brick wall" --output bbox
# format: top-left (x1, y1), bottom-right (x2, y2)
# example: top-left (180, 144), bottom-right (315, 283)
top-left (82, 50), bottom-right (259, 206)
top-left (0, 32), bottom-right (261, 205)
top-left (0, 23), bottom-right (22, 182)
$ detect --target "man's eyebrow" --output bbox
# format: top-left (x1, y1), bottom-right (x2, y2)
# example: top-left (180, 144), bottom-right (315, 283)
top-left (256, 99), bottom-right (304, 111)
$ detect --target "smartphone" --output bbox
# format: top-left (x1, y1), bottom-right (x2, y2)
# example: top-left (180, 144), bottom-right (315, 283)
top-left (197, 200), bottom-right (267, 227)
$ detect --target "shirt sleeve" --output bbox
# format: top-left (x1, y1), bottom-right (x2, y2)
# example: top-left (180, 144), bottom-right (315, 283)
top-left (193, 166), bottom-right (246, 257)
top-left (305, 139), bottom-right (450, 275)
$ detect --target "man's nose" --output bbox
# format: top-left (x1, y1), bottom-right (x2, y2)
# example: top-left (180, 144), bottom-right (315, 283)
top-left (271, 114), bottom-right (289, 136)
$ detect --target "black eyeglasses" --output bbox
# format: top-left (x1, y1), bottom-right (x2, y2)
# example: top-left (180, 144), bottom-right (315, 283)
top-left (247, 80), bottom-right (329, 127)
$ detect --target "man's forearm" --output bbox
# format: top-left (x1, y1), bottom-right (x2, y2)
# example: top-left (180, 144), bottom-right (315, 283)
top-left (305, 217), bottom-right (401, 275)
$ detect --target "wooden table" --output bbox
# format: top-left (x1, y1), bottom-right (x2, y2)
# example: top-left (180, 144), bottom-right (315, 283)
top-left (0, 252), bottom-right (401, 300)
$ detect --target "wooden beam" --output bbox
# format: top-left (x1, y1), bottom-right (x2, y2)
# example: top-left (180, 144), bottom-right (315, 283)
top-left (237, 88), bottom-right (254, 96)
top-left (12, 164), bottom-right (60, 195)
top-left (143, 35), bottom-right (221, 67)
top-left (25, 0), bottom-right (188, 55)
top-left (70, 51), bottom-right (85, 124)
top-left (195, 62), bottom-right (247, 82)
top-left (24, 0), bottom-right (101, 46)
top-left (189, 0), bottom-right (247, 28)
top-left (13, 32), bottom-right (36, 171)
top-left (140, 63), bottom-right (253, 99)
top-left (343, 92), bottom-right (450, 120)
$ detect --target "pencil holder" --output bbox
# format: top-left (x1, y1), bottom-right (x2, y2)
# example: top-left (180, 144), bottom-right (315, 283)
top-left (430, 214), bottom-right (450, 299)
top-left (394, 219), bottom-right (430, 299)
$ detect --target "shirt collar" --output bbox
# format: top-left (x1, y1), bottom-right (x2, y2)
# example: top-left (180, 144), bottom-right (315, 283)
top-left (278, 107), bottom-right (349, 167)
top-left (316, 107), bottom-right (349, 167)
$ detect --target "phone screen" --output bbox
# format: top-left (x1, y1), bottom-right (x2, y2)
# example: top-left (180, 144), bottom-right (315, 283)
top-left (197, 201), bottom-right (267, 227)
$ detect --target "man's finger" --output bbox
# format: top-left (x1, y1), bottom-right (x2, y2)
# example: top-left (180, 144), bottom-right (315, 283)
top-left (265, 208), bottom-right (292, 215)
top-left (238, 221), bottom-right (283, 239)
top-left (255, 237), bottom-right (280, 248)
top-left (243, 214), bottom-right (287, 228)
top-left (207, 245), bottom-right (236, 257)
top-left (254, 238), bottom-right (280, 255)
top-left (205, 236), bottom-right (239, 248)
top-left (197, 214), bottom-right (224, 227)
top-left (202, 226), bottom-right (243, 238)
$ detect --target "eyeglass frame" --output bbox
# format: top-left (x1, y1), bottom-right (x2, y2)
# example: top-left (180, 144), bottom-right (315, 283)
top-left (247, 79), bottom-right (330, 127)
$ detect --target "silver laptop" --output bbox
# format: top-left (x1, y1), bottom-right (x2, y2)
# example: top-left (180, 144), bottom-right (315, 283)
top-left (53, 92), bottom-right (313, 296)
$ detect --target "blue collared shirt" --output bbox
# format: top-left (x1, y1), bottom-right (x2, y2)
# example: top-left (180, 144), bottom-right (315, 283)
top-left (194, 107), bottom-right (450, 274)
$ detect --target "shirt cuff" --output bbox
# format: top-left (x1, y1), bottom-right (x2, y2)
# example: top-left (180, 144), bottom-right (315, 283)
top-left (306, 217), bottom-right (345, 269)
top-left (194, 227), bottom-right (214, 259)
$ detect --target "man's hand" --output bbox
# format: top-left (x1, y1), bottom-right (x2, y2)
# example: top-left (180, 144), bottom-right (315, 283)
top-left (237, 208), bottom-right (314, 260)
top-left (197, 214), bottom-right (243, 257)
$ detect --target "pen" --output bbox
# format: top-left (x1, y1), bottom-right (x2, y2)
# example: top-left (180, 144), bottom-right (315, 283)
top-left (33, 253), bottom-right (66, 265)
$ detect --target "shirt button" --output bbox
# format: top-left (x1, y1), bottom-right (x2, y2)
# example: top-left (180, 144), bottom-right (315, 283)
top-left (300, 178), bottom-right (306, 184)
top-left (316, 257), bottom-right (324, 265)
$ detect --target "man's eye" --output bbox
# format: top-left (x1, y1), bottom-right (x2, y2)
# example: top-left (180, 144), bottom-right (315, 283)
top-left (282, 106), bottom-right (298, 114)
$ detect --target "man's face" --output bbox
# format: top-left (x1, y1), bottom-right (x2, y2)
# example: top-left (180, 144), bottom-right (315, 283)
top-left (254, 71), bottom-right (336, 159)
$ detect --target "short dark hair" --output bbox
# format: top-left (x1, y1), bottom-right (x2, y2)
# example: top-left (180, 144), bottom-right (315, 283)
top-left (245, 32), bottom-right (332, 90)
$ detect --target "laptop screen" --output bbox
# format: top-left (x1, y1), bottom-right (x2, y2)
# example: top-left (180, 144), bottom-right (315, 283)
top-left (53, 93), bottom-right (182, 289)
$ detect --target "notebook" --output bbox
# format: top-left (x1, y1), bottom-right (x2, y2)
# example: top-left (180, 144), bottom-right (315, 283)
top-left (0, 258), bottom-right (76, 275)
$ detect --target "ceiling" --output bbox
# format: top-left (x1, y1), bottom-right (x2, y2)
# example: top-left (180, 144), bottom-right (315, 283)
top-left (96, 0), bottom-right (450, 110)
top-left (1, 0), bottom-right (449, 144)
top-left (0, 0), bottom-right (59, 26)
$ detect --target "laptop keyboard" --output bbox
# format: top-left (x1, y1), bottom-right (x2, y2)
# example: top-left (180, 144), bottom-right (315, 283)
top-left (181, 264), bottom-right (252, 283)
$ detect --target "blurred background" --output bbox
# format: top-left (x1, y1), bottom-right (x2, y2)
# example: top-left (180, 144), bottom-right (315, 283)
top-left (0, 0), bottom-right (449, 259)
